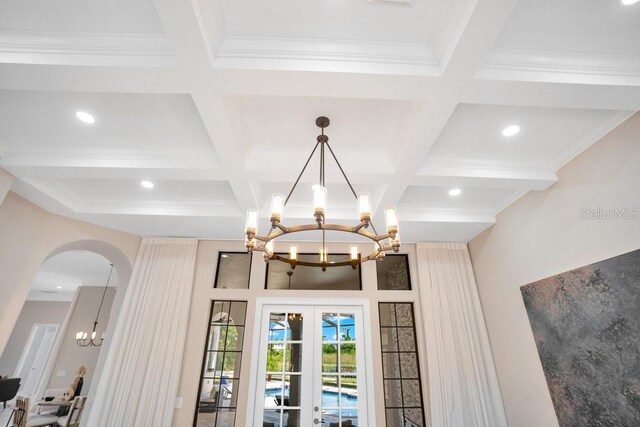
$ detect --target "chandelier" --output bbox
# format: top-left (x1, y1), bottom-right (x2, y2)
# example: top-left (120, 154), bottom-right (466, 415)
top-left (244, 116), bottom-right (400, 270)
top-left (76, 263), bottom-right (113, 347)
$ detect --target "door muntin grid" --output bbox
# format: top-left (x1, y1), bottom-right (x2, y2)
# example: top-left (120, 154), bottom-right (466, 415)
top-left (263, 312), bottom-right (305, 427)
top-left (317, 311), bottom-right (360, 426)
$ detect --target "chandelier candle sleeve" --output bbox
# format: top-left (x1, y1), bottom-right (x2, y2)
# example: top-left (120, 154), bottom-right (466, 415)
top-left (385, 207), bottom-right (399, 235)
top-left (289, 246), bottom-right (298, 261)
top-left (245, 209), bottom-right (259, 235)
top-left (270, 194), bottom-right (285, 223)
top-left (350, 246), bottom-right (359, 261)
top-left (312, 185), bottom-right (328, 217)
top-left (358, 193), bottom-right (372, 222)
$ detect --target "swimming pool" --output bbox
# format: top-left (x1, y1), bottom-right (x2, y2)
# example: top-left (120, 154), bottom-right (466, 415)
top-left (265, 387), bottom-right (358, 416)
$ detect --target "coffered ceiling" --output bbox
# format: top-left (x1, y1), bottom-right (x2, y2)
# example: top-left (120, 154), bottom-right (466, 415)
top-left (0, 0), bottom-right (638, 242)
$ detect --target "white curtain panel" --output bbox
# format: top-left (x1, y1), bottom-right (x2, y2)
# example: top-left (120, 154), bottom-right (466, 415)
top-left (85, 238), bottom-right (198, 427)
top-left (416, 242), bottom-right (507, 427)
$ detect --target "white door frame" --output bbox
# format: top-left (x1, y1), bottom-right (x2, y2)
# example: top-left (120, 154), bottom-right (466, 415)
top-left (14, 323), bottom-right (59, 396)
top-left (246, 297), bottom-right (377, 426)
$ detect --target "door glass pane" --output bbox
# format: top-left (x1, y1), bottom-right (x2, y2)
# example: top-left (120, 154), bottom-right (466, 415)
top-left (322, 313), bottom-right (339, 341)
top-left (340, 376), bottom-right (358, 408)
top-left (320, 311), bottom-right (359, 426)
top-left (286, 374), bottom-right (303, 407)
top-left (264, 311), bottom-right (306, 427)
top-left (265, 374), bottom-right (284, 404)
top-left (322, 375), bottom-right (339, 407)
top-left (285, 343), bottom-right (303, 372)
top-left (341, 410), bottom-right (358, 427)
top-left (283, 409), bottom-right (301, 426)
top-left (267, 344), bottom-right (285, 372)
top-left (263, 410), bottom-right (281, 427)
top-left (322, 344), bottom-right (338, 373)
top-left (339, 344), bottom-right (356, 373)
top-left (339, 314), bottom-right (355, 341)
top-left (287, 313), bottom-right (304, 340)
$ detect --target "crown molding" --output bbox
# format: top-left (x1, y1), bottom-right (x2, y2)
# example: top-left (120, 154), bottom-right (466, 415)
top-left (0, 30), bottom-right (176, 68)
top-left (0, 147), bottom-right (220, 169)
top-left (214, 36), bottom-right (440, 76)
top-left (551, 110), bottom-right (635, 170)
top-left (78, 199), bottom-right (242, 217)
top-left (478, 48), bottom-right (640, 86)
top-left (398, 206), bottom-right (496, 224)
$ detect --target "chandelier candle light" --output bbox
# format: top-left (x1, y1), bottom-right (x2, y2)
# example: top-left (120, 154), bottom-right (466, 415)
top-left (76, 263), bottom-right (113, 347)
top-left (244, 116), bottom-right (400, 271)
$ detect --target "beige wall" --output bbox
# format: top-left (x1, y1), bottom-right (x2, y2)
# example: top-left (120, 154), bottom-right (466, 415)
top-left (0, 301), bottom-right (70, 377)
top-left (48, 286), bottom-right (115, 392)
top-left (172, 240), bottom-right (429, 427)
top-left (468, 113), bottom-right (640, 427)
top-left (0, 191), bottom-right (140, 355)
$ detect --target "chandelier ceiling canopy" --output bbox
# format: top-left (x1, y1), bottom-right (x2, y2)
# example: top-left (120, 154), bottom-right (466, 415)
top-left (244, 116), bottom-right (400, 270)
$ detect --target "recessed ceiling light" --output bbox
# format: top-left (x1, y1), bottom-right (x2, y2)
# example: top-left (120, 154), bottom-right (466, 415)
top-left (75, 111), bottom-right (95, 124)
top-left (140, 180), bottom-right (154, 189)
top-left (56, 286), bottom-right (62, 289)
top-left (502, 125), bottom-right (520, 137)
top-left (621, 0), bottom-right (639, 5)
top-left (449, 188), bottom-right (462, 197)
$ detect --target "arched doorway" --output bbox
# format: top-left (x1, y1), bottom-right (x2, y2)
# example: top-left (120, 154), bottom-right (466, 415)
top-left (0, 239), bottom-right (132, 422)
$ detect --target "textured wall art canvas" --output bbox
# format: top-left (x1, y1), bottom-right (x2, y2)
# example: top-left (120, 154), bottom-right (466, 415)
top-left (521, 249), bottom-right (640, 427)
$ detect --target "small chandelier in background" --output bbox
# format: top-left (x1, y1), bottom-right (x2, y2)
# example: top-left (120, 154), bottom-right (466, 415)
top-left (244, 116), bottom-right (400, 270)
top-left (76, 263), bottom-right (113, 347)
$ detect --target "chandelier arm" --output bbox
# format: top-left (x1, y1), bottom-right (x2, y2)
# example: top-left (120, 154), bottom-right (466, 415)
top-left (325, 142), bottom-right (358, 200)
top-left (284, 141), bottom-right (321, 206)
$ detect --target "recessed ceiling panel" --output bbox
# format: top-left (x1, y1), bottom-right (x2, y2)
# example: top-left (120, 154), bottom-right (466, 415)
top-left (493, 0), bottom-right (640, 55)
top-left (425, 103), bottom-right (621, 169)
top-left (0, 91), bottom-right (219, 167)
top-left (218, 0), bottom-right (444, 44)
top-left (238, 95), bottom-right (408, 173)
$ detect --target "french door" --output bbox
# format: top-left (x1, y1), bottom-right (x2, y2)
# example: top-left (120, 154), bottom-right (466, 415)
top-left (253, 303), bottom-right (370, 426)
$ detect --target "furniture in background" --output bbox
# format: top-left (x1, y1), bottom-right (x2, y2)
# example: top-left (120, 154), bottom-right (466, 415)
top-left (33, 390), bottom-right (66, 416)
top-left (56, 397), bottom-right (85, 427)
top-left (0, 378), bottom-right (20, 409)
top-left (8, 396), bottom-right (57, 427)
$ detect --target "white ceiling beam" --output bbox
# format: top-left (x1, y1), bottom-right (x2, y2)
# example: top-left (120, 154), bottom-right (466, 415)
top-left (0, 29), bottom-right (176, 68)
top-left (373, 0), bottom-right (522, 222)
top-left (1, 165), bottom-right (227, 181)
top-left (413, 160), bottom-right (557, 190)
top-left (151, 0), bottom-right (260, 211)
top-left (0, 148), bottom-right (219, 170)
